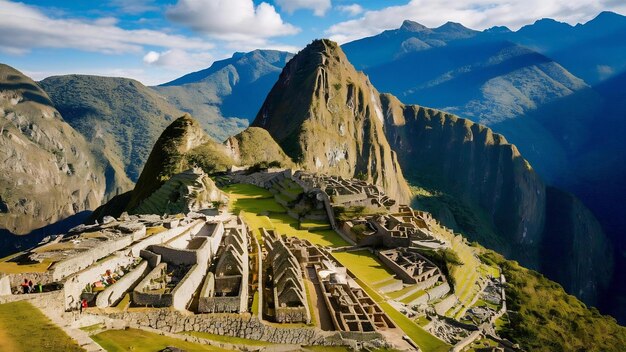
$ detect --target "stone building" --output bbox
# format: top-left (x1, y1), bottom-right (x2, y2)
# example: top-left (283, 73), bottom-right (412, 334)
top-left (199, 223), bottom-right (249, 313)
top-left (263, 229), bottom-right (310, 324)
top-left (378, 248), bottom-right (444, 289)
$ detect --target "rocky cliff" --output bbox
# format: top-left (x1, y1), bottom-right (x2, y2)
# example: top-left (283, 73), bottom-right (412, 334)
top-left (380, 93), bottom-right (613, 305)
top-left (0, 64), bottom-right (105, 235)
top-left (252, 39), bottom-right (411, 203)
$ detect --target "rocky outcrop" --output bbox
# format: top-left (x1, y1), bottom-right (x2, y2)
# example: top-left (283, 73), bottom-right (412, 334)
top-left (224, 127), bottom-right (293, 167)
top-left (0, 64), bottom-right (105, 235)
top-left (379, 93), bottom-right (612, 305)
top-left (253, 39), bottom-right (411, 204)
top-left (132, 168), bottom-right (227, 215)
top-left (127, 114), bottom-right (211, 210)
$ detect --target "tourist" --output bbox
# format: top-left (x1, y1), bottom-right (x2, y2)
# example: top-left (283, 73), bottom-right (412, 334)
top-left (37, 282), bottom-right (43, 293)
top-left (21, 279), bottom-right (29, 294)
top-left (80, 298), bottom-right (88, 313)
top-left (28, 280), bottom-right (34, 293)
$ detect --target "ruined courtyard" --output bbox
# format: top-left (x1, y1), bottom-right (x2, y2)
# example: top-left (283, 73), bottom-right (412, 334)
top-left (0, 168), bottom-right (517, 352)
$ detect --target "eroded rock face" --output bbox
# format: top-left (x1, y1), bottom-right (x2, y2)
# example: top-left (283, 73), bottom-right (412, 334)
top-left (0, 64), bottom-right (105, 235)
top-left (379, 93), bottom-right (612, 306)
top-left (253, 39), bottom-right (411, 204)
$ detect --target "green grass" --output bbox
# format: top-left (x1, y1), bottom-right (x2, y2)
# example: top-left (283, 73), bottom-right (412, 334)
top-left (400, 289), bottom-right (427, 304)
top-left (224, 184), bottom-right (348, 247)
top-left (386, 284), bottom-right (420, 300)
top-left (0, 259), bottom-right (53, 274)
top-left (480, 249), bottom-right (626, 351)
top-left (92, 328), bottom-right (230, 352)
top-left (352, 277), bottom-right (450, 352)
top-left (332, 250), bottom-right (396, 285)
top-left (0, 301), bottom-right (84, 352)
top-left (80, 323), bottom-right (104, 333)
top-left (251, 291), bottom-right (260, 316)
top-left (182, 331), bottom-right (274, 346)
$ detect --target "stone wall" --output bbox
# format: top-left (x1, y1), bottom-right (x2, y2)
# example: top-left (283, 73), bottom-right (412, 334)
top-left (51, 231), bottom-right (139, 281)
top-left (63, 253), bottom-right (135, 310)
top-left (0, 275), bottom-right (11, 295)
top-left (98, 309), bottom-right (380, 346)
top-left (129, 219), bottom-right (204, 257)
top-left (148, 245), bottom-right (199, 266)
top-left (7, 271), bottom-right (53, 288)
top-left (427, 282), bottom-right (451, 302)
top-left (95, 260), bottom-right (150, 308)
top-left (133, 263), bottom-right (173, 307)
top-left (171, 263), bottom-right (207, 310)
top-left (434, 294), bottom-right (458, 315)
top-left (140, 249), bottom-right (161, 267)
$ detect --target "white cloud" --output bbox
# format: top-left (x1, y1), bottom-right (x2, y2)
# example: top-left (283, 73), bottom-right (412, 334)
top-left (0, 0), bottom-right (214, 54)
top-left (326, 0), bottom-right (626, 43)
top-left (167, 0), bottom-right (300, 42)
top-left (337, 4), bottom-right (363, 16)
top-left (275, 0), bottom-right (331, 16)
top-left (142, 49), bottom-right (213, 71)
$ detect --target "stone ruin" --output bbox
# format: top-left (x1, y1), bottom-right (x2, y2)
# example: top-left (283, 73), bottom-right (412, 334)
top-left (263, 229), bottom-right (310, 324)
top-left (132, 168), bottom-right (228, 216)
top-left (378, 248), bottom-right (444, 288)
top-left (199, 222), bottom-right (250, 313)
top-left (294, 171), bottom-right (398, 213)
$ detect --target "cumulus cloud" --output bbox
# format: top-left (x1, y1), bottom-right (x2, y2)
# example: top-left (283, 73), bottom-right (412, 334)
top-left (0, 0), bottom-right (214, 54)
top-left (337, 4), bottom-right (363, 16)
top-left (275, 0), bottom-right (331, 16)
top-left (327, 0), bottom-right (626, 43)
top-left (142, 49), bottom-right (213, 71)
top-left (167, 0), bottom-right (300, 42)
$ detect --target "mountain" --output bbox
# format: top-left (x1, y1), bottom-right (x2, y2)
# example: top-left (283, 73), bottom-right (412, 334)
top-left (250, 39), bottom-right (612, 309)
top-left (380, 94), bottom-right (613, 305)
top-left (40, 75), bottom-right (185, 198)
top-left (492, 70), bottom-right (626, 321)
top-left (152, 49), bottom-right (294, 139)
top-left (342, 22), bottom-right (587, 125)
top-left (0, 64), bottom-right (105, 235)
top-left (506, 11), bottom-right (626, 84)
top-left (252, 39), bottom-right (411, 204)
top-left (95, 114), bottom-right (292, 218)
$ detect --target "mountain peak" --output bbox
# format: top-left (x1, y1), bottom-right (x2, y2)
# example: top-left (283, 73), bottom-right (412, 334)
top-left (252, 39), bottom-right (411, 203)
top-left (436, 21), bottom-right (472, 32)
top-left (400, 20), bottom-right (429, 32)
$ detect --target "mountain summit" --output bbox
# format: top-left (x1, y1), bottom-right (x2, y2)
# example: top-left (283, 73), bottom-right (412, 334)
top-left (252, 39), bottom-right (411, 203)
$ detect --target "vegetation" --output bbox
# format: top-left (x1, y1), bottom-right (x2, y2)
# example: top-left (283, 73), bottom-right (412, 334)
top-left (223, 183), bottom-right (348, 247)
top-left (91, 328), bottom-right (229, 352)
top-left (480, 250), bottom-right (626, 351)
top-left (0, 301), bottom-right (83, 352)
top-left (332, 250), bottom-right (396, 285)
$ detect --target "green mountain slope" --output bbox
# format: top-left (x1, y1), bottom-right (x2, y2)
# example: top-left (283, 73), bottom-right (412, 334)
top-left (39, 75), bottom-right (185, 197)
top-left (0, 65), bottom-right (105, 235)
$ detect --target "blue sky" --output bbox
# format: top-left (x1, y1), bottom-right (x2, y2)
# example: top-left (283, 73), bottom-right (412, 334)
top-left (0, 0), bottom-right (624, 85)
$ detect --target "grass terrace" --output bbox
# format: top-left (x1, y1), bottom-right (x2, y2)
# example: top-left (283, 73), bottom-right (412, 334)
top-left (91, 328), bottom-right (230, 352)
top-left (331, 250), bottom-right (449, 352)
top-left (0, 301), bottom-right (84, 352)
top-left (223, 183), bottom-right (348, 247)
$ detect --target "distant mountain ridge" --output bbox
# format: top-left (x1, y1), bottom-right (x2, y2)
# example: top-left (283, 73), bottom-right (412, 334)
top-left (152, 49), bottom-right (294, 139)
top-left (342, 20), bottom-right (588, 125)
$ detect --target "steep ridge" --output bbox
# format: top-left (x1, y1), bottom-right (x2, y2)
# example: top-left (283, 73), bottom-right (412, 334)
top-left (40, 75), bottom-right (185, 198)
top-left (252, 39), bottom-right (411, 204)
top-left (380, 93), bottom-right (613, 305)
top-left (98, 115), bottom-right (292, 217)
top-left (0, 64), bottom-right (105, 235)
top-left (153, 50), bottom-right (293, 134)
